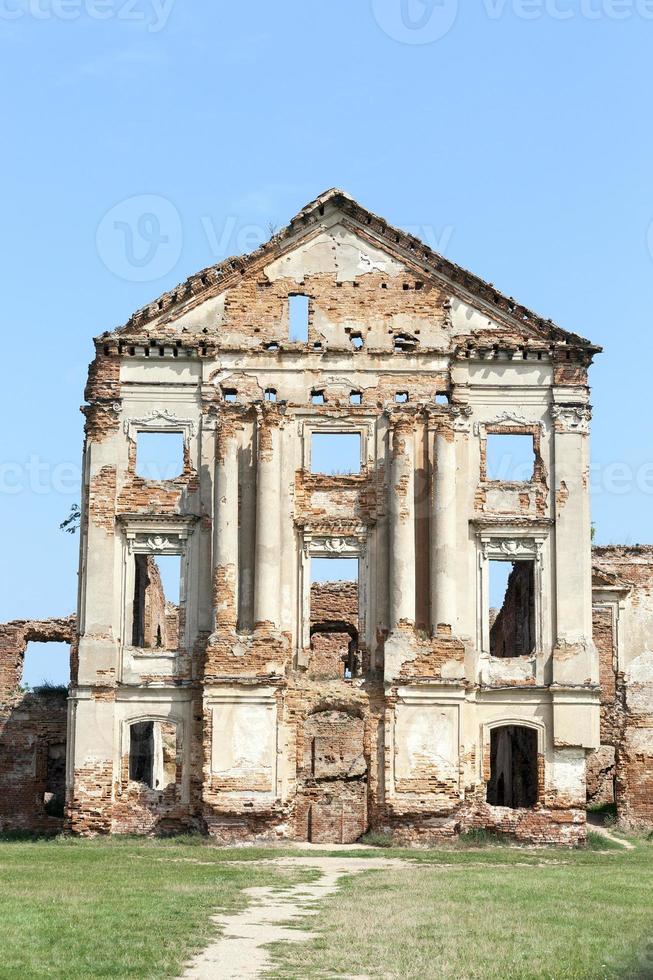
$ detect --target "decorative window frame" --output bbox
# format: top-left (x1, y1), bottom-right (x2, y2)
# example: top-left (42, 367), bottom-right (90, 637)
top-left (475, 525), bottom-right (548, 658)
top-left (298, 416), bottom-right (375, 474)
top-left (474, 411), bottom-right (545, 484)
top-left (296, 529), bottom-right (369, 663)
top-left (118, 515), bottom-right (198, 656)
top-left (123, 408), bottom-right (196, 444)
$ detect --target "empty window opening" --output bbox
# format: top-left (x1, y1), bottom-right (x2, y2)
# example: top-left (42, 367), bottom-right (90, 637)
top-left (289, 294), bottom-right (309, 342)
top-left (129, 721), bottom-right (154, 787)
top-left (395, 392), bottom-right (409, 403)
top-left (311, 390), bottom-right (325, 405)
top-left (223, 389), bottom-right (238, 402)
top-left (132, 554), bottom-right (181, 651)
top-left (136, 431), bottom-right (184, 481)
top-left (489, 560), bottom-right (535, 658)
top-left (22, 642), bottom-right (70, 690)
top-left (44, 742), bottom-right (66, 818)
top-left (264, 388), bottom-right (277, 402)
top-left (394, 333), bottom-right (418, 352)
top-left (265, 342), bottom-right (280, 352)
top-left (350, 333), bottom-right (364, 350)
top-left (435, 393), bottom-right (450, 405)
top-left (487, 725), bottom-right (538, 808)
top-left (311, 433), bottom-right (361, 475)
top-left (128, 720), bottom-right (179, 790)
top-left (350, 391), bottom-right (362, 406)
top-left (486, 433), bottom-right (535, 481)
top-left (310, 558), bottom-right (360, 679)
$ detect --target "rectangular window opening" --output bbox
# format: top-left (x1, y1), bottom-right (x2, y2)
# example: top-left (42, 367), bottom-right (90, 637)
top-left (289, 294), bottom-right (309, 342)
top-left (22, 642), bottom-right (70, 691)
top-left (311, 432), bottom-right (361, 475)
top-left (132, 553), bottom-right (181, 651)
top-left (489, 560), bottom-right (535, 658)
top-left (486, 433), bottom-right (535, 482)
top-left (136, 431), bottom-right (184, 480)
top-left (129, 720), bottom-right (178, 790)
top-left (310, 557), bottom-right (360, 680)
top-left (44, 743), bottom-right (66, 817)
top-left (129, 721), bottom-right (154, 787)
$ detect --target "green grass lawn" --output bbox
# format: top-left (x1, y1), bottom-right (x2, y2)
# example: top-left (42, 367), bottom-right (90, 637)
top-left (0, 836), bottom-right (313, 979)
top-left (0, 835), bottom-right (652, 979)
top-left (270, 837), bottom-right (653, 980)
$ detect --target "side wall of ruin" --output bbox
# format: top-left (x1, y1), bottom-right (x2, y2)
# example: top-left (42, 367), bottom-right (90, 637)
top-left (0, 617), bottom-right (75, 833)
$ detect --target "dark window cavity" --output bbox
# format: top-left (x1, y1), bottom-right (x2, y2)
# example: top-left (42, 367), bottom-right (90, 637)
top-left (487, 726), bottom-right (538, 808)
top-left (129, 721), bottom-right (154, 788)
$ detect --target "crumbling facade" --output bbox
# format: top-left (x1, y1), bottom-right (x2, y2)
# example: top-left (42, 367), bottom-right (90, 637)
top-left (3, 188), bottom-right (651, 844)
top-left (589, 547), bottom-right (653, 827)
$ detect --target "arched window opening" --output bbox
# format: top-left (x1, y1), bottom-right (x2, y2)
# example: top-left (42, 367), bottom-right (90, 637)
top-left (487, 725), bottom-right (538, 808)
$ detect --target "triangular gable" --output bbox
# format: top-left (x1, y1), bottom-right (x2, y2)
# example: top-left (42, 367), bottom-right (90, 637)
top-left (113, 188), bottom-right (599, 352)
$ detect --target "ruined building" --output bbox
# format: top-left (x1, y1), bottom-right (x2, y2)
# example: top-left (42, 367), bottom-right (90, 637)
top-left (2, 189), bottom-right (652, 843)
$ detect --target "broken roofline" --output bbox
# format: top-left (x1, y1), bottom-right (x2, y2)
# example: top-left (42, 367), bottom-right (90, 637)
top-left (102, 187), bottom-right (600, 354)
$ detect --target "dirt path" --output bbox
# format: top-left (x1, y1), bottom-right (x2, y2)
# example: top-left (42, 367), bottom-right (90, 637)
top-left (181, 855), bottom-right (409, 980)
top-left (586, 822), bottom-right (635, 849)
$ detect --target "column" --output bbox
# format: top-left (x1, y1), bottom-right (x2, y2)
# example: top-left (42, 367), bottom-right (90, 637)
top-left (254, 412), bottom-right (281, 628)
top-left (213, 420), bottom-right (239, 630)
top-left (431, 421), bottom-right (457, 634)
top-left (389, 416), bottom-right (416, 628)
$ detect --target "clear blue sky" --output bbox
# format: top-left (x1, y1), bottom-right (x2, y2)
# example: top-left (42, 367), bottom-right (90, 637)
top-left (2, 0), bottom-right (652, 653)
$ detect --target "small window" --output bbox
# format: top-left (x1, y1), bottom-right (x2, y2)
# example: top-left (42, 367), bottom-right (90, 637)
top-left (350, 333), bottom-right (364, 350)
top-left (311, 390), bottom-right (325, 405)
top-left (22, 642), bottom-right (70, 689)
top-left (265, 342), bottom-right (280, 352)
top-left (132, 554), bottom-right (181, 650)
top-left (486, 434), bottom-right (535, 481)
top-left (350, 391), bottom-right (362, 406)
top-left (264, 388), bottom-right (277, 402)
top-left (489, 560), bottom-right (535, 658)
top-left (394, 333), bottom-right (418, 352)
top-left (435, 393), bottom-right (450, 405)
top-left (311, 432), bottom-right (361, 475)
top-left (395, 392), bottom-right (409, 404)
top-left (223, 390), bottom-right (238, 403)
top-left (289, 294), bottom-right (309, 342)
top-left (136, 431), bottom-right (184, 480)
